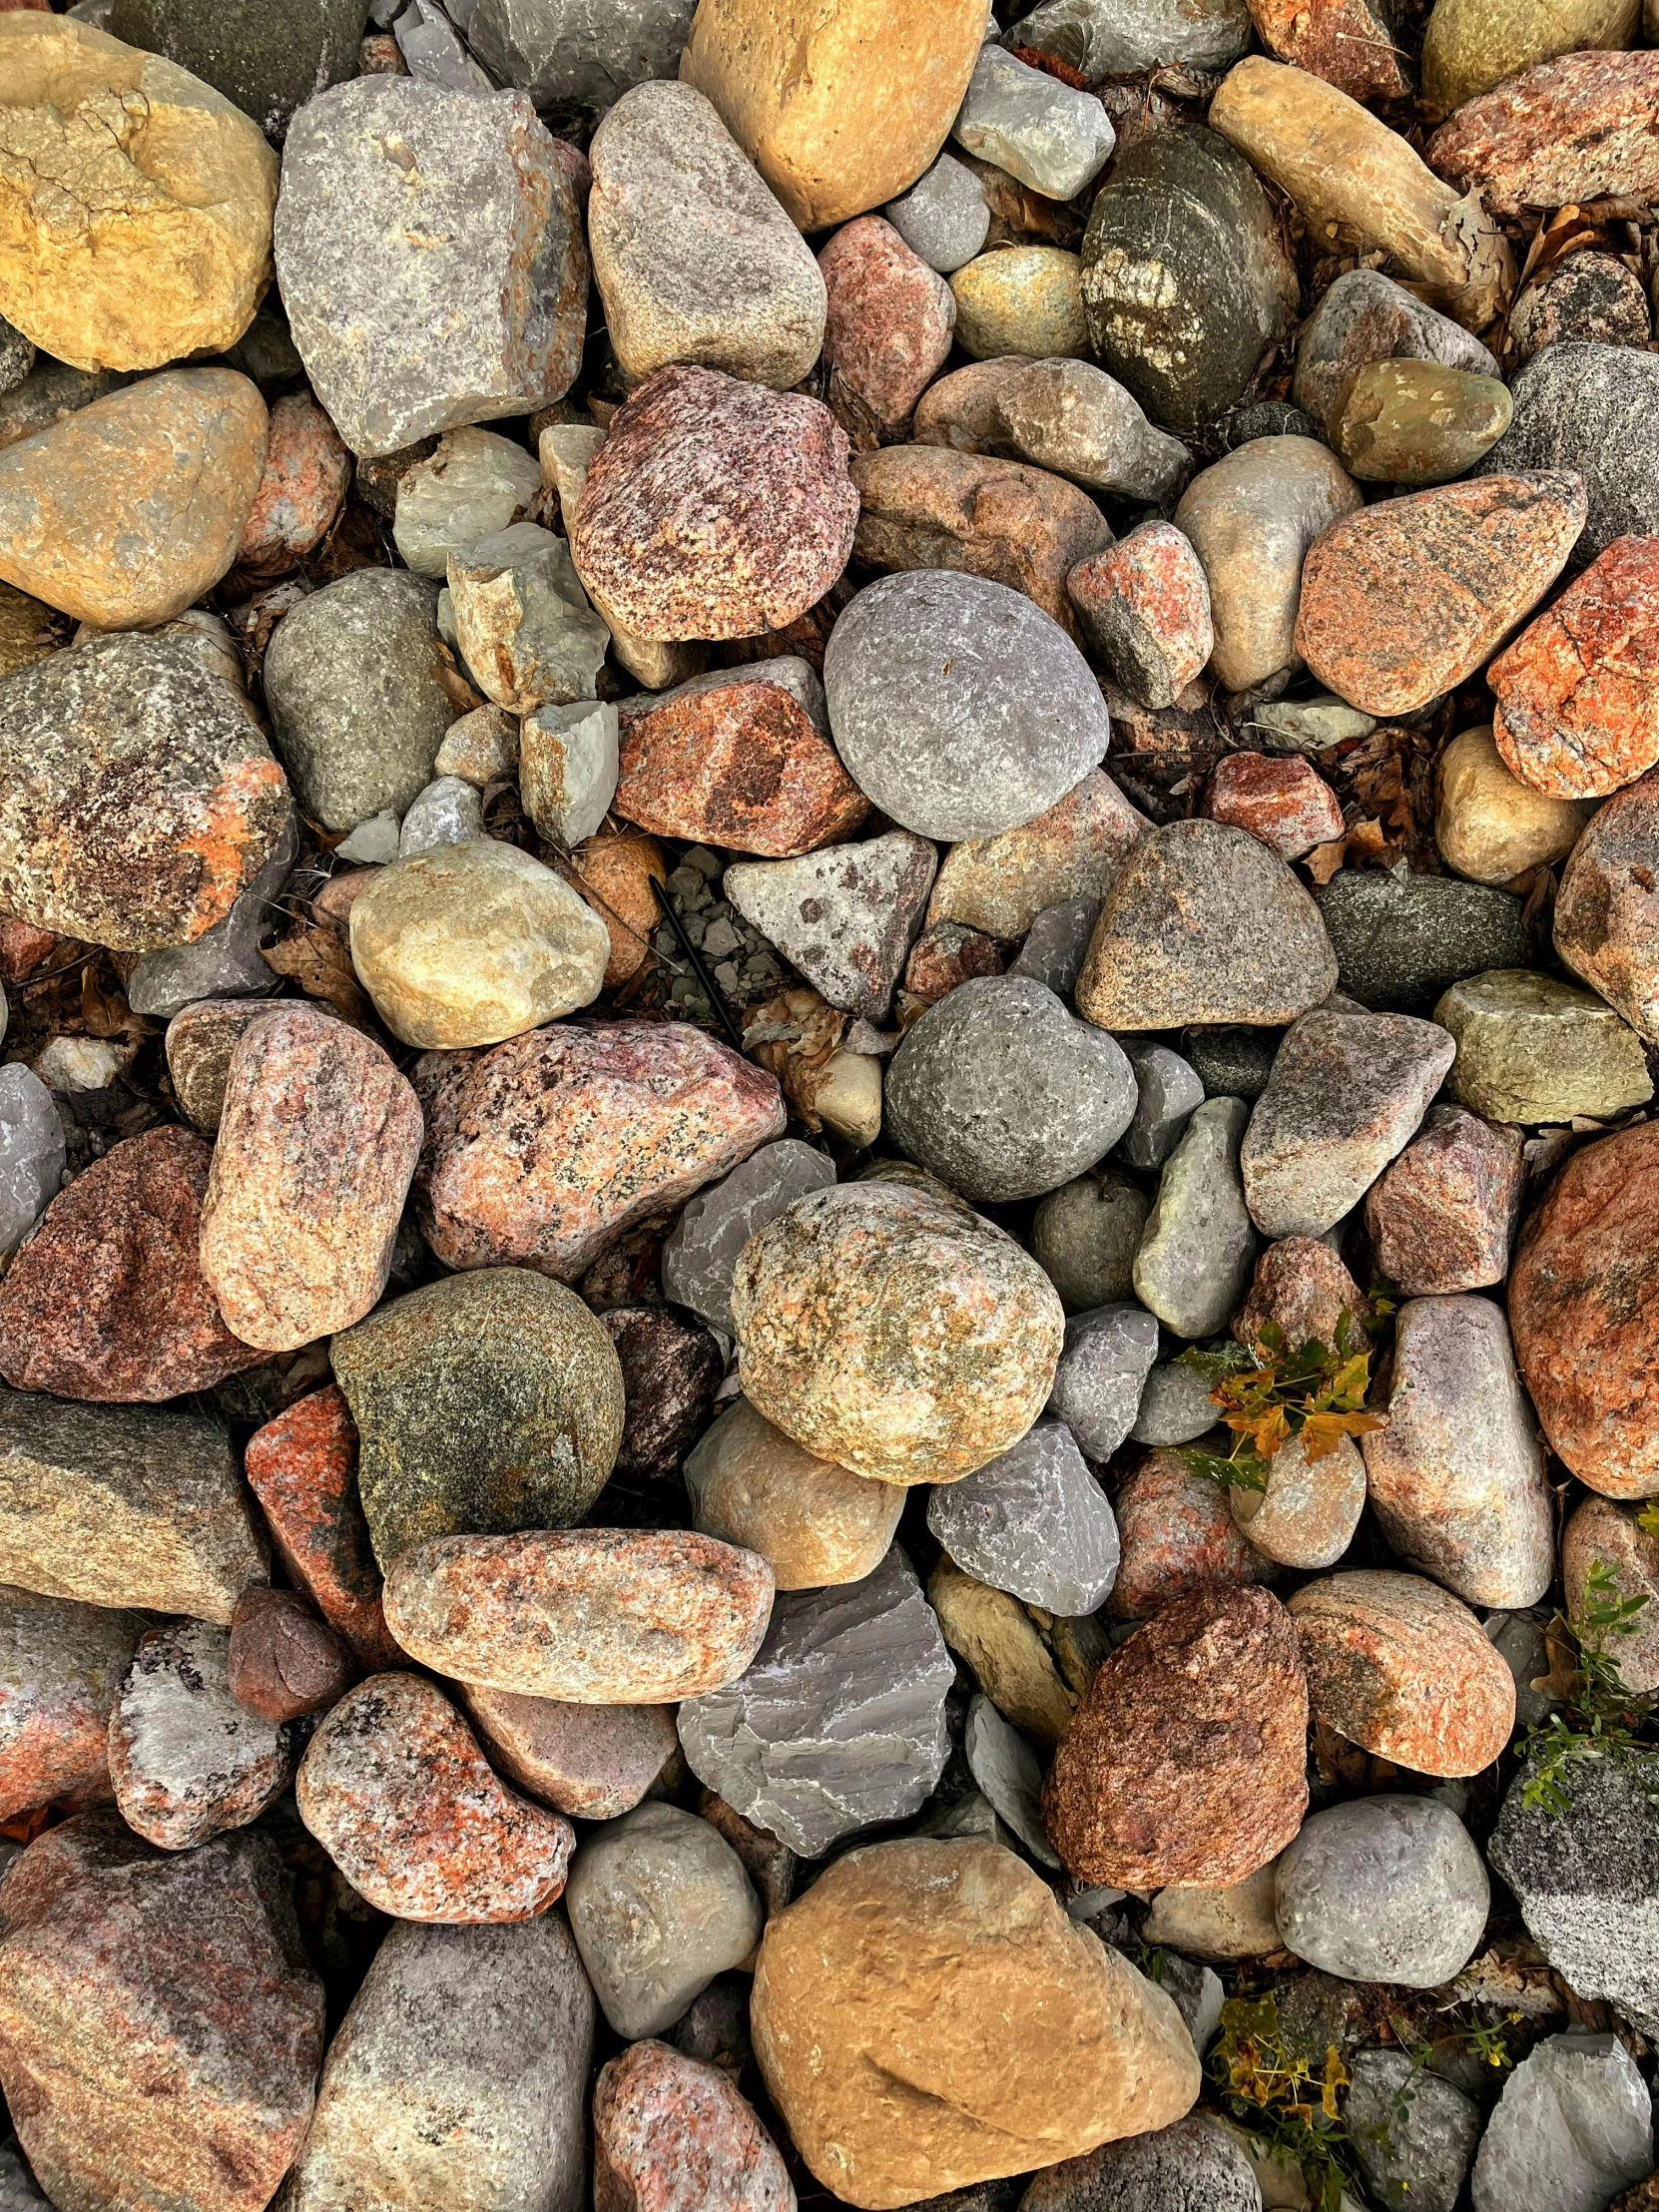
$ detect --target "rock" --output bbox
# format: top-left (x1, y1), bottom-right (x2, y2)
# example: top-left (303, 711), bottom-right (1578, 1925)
top-left (396, 774), bottom-right (485, 856)
top-left (1365, 1104), bottom-right (1524, 1297)
top-left (1047, 1303), bottom-right (1160, 1461)
top-left (678, 1545), bottom-right (953, 1855)
top-left (1344, 2048), bottom-right (1481, 2212)
top-left (283, 1914), bottom-right (592, 2212)
top-left (125, 810), bottom-right (297, 1022)
top-left (1209, 57), bottom-right (1512, 326)
top-left (227, 1588), bottom-right (355, 1725)
top-left (276, 76), bottom-right (586, 457)
top-left (383, 1528), bottom-right (774, 1702)
top-left (678, 0), bottom-right (986, 233)
top-left (1240, 1007), bottom-right (1454, 1239)
top-left (1435, 968), bottom-right (1653, 1123)
top-left (297, 1671), bottom-right (574, 1922)
top-left (0, 15), bottom-right (277, 372)
top-left (951, 44), bottom-right (1115, 202)
top-left (1471, 2029), bottom-right (1654, 2212)
top-left (927, 1415), bottom-right (1120, 1615)
top-left (1076, 821), bottom-right (1338, 1032)
top-left (108, 1620), bottom-right (294, 1853)
top-left (1429, 50), bottom-right (1659, 218)
top-left (0, 1126), bottom-right (258, 1401)
top-left (571, 826), bottom-right (667, 987)
top-left (1423, 0), bottom-right (1639, 111)
top-left (413, 1019), bottom-right (785, 1280)
top-left (349, 839), bottom-right (609, 1049)
top-left (820, 217), bottom-right (954, 430)
top-left (885, 153), bottom-right (989, 276)
top-left (466, 1689), bottom-right (678, 1820)
top-left (0, 369), bottom-right (267, 629)
top-left (1563, 1495), bottom-right (1659, 1692)
top-left (927, 1556), bottom-right (1077, 1746)
top-left (1174, 439), bottom-right (1361, 695)
top-left (107, 0), bottom-right (369, 138)
top-left (1288, 1569), bottom-right (1516, 1775)
top-left (1066, 524), bottom-right (1212, 711)
top-left (1013, 897), bottom-right (1101, 997)
top-left (0, 1588), bottom-right (140, 1820)
top-left (1330, 361), bottom-right (1512, 488)
top-left (199, 1004), bottom-right (421, 1354)
top-left (1291, 267), bottom-right (1500, 435)
top-left (592, 2039), bottom-right (792, 2212)
top-left (263, 568), bottom-right (453, 830)
top-left (603, 1307), bottom-right (723, 1483)
top-left (1003, 0), bottom-right (1251, 76)
top-left (571, 366), bottom-right (855, 643)
top-left (1436, 724), bottom-right (1591, 882)
top-left (1557, 769), bottom-right (1659, 1042)
top-left (753, 1836), bottom-right (1199, 2208)
top-left (991, 360), bottom-right (1188, 506)
top-left (1249, 0), bottom-right (1408, 98)
top-left (1296, 474), bottom-right (1586, 716)
top-left (566, 1802), bottom-right (761, 2038)
top-left (331, 1270), bottom-right (625, 1570)
top-left (1316, 869), bottom-right (1531, 1013)
top-left (903, 921), bottom-right (1005, 1004)
top-left (1509, 251), bottom-right (1652, 364)
top-left (1132, 1097), bottom-right (1257, 1340)
top-left (1116, 1044), bottom-right (1203, 1173)
top-left (394, 428), bottom-right (542, 586)
top-left (662, 1142), bottom-right (835, 1338)
top-left (466, 0), bottom-right (695, 104)
top-left (732, 1179), bottom-right (1065, 1485)
top-left (237, 390), bottom-right (351, 579)
top-left (1492, 536), bottom-right (1659, 806)
top-left (448, 523), bottom-right (611, 712)
top-left (1130, 1361), bottom-right (1224, 1448)
top-left (685, 1398), bottom-right (902, 1592)
top-left (0, 1813), bottom-right (322, 2212)
top-left (1230, 1429), bottom-right (1367, 1570)
top-left (1046, 1584), bottom-right (1307, 1889)
top-left (1508, 1122), bottom-right (1659, 1498)
top-left (244, 1386), bottom-right (398, 1670)
top-left (1235, 1237), bottom-right (1364, 1353)
top-left (1478, 342), bottom-right (1659, 564)
top-left (1277, 1796), bottom-right (1489, 1990)
top-left (1021, 2115), bottom-right (1263, 2212)
top-left (725, 833), bottom-right (935, 1022)
top-left (1251, 695), bottom-right (1376, 756)
top-left (1141, 1863), bottom-right (1283, 1958)
top-left (1033, 1171), bottom-right (1150, 1311)
top-left (961, 1695), bottom-right (1058, 1870)
top-left (1206, 755), bottom-right (1345, 862)
top-left (950, 248), bottom-right (1089, 362)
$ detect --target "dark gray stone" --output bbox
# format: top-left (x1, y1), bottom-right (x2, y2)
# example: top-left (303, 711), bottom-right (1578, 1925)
top-left (106, 0), bottom-right (371, 140)
top-left (1118, 1042), bottom-right (1203, 1170)
top-left (964, 1695), bottom-right (1060, 1868)
top-left (1011, 0), bottom-right (1250, 77)
top-left (661, 1140), bottom-right (836, 1340)
top-left (1480, 341), bottom-right (1659, 563)
top-left (1471, 2031), bottom-right (1653, 2212)
top-left (1226, 400), bottom-right (1319, 447)
top-left (885, 154), bottom-right (990, 276)
top-left (0, 2139), bottom-right (49, 2210)
top-left (468, 0), bottom-right (698, 108)
top-left (1132, 1096), bottom-right (1256, 1339)
top-left (0, 365), bottom-right (125, 453)
top-left (1276, 1796), bottom-right (1489, 1988)
top-left (1020, 2113), bottom-right (1262, 2211)
top-left (1046, 1302), bottom-right (1160, 1461)
top-left (824, 572), bottom-right (1113, 842)
top-left (1315, 870), bottom-right (1530, 1014)
top-left (1080, 126), bottom-right (1299, 433)
top-left (1184, 1026), bottom-right (1280, 1100)
top-left (677, 1546), bottom-right (954, 1857)
top-left (1010, 898), bottom-right (1100, 999)
top-left (926, 1415), bottom-right (1120, 1615)
top-left (1345, 2048), bottom-right (1481, 2212)
top-left (125, 813), bottom-right (296, 1020)
top-left (0, 1068), bottom-right (64, 1260)
top-left (0, 320), bottom-right (33, 403)
top-left (885, 974), bottom-right (1137, 1204)
top-left (724, 832), bottom-right (937, 1022)
top-left (1032, 1171), bottom-right (1149, 1311)
top-left (1292, 268), bottom-right (1500, 434)
top-left (1509, 253), bottom-right (1653, 366)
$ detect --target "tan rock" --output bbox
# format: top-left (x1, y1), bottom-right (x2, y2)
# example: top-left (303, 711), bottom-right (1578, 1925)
top-left (678, 0), bottom-right (986, 232)
top-left (1141, 1862), bottom-right (1284, 1959)
top-left (951, 249), bottom-right (1089, 361)
top-left (1436, 725), bottom-right (1591, 884)
top-left (914, 356), bottom-right (1029, 452)
top-left (928, 769), bottom-right (1148, 940)
top-left (568, 828), bottom-right (666, 987)
top-left (926, 1556), bottom-right (1076, 1746)
top-left (1231, 1431), bottom-right (1367, 1571)
top-left (1423, 0), bottom-right (1639, 116)
top-left (754, 1838), bottom-right (1199, 2210)
top-left (0, 369), bottom-right (268, 629)
top-left (684, 1397), bottom-right (904, 1592)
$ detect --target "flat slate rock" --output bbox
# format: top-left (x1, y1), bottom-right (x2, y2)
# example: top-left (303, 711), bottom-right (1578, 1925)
top-left (927, 1415), bottom-right (1120, 1616)
top-left (661, 1140), bottom-right (836, 1340)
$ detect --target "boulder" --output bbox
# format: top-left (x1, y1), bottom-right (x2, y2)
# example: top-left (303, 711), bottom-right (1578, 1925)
top-left (1470, 2029), bottom-right (1653, 2212)
top-left (1436, 724), bottom-right (1591, 883)
top-left (884, 153), bottom-right (989, 276)
top-left (1206, 754), bottom-right (1345, 861)
top-left (447, 524), bottom-right (611, 714)
top-left (467, 0), bottom-right (697, 106)
top-left (1230, 1429), bottom-right (1367, 1571)
top-left (950, 248), bottom-right (1089, 362)
top-left (1478, 341), bottom-right (1659, 563)
top-left (1345, 2048), bottom-right (1482, 2212)
top-left (992, 358), bottom-right (1188, 505)
top-left (1428, 50), bottom-right (1659, 217)
top-left (1047, 1304), bottom-right (1160, 1462)
top-left (820, 217), bottom-right (955, 430)
top-left (1316, 868), bottom-right (1531, 1013)
top-left (724, 832), bottom-right (936, 1021)
top-left (603, 1306), bottom-right (723, 1483)
top-left (1423, 0), bottom-right (1639, 111)
top-left (244, 1387), bottom-right (398, 1671)
top-left (1020, 2115), bottom-right (1269, 2212)
top-left (1066, 523), bottom-right (1212, 710)
top-left (104, 0), bottom-right (369, 141)
top-left (465, 1689), bottom-right (678, 1821)
top-left (1291, 267), bottom-right (1499, 434)
top-left (1275, 1797), bottom-right (1489, 1986)
top-left (226, 1588), bottom-right (354, 1726)
top-left (1562, 1494), bottom-right (1659, 1692)
top-left (951, 44), bottom-right (1115, 202)
top-left (1032, 1170), bottom-right (1150, 1313)
top-left (928, 770), bottom-right (1147, 944)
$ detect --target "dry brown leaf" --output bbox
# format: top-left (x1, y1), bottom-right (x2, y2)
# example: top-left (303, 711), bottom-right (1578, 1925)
top-left (262, 923), bottom-right (376, 1026)
top-left (1305, 835), bottom-right (1348, 885)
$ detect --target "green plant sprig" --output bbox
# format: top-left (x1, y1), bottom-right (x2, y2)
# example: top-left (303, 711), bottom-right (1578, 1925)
top-left (1516, 1559), bottom-right (1659, 1816)
top-left (1176, 1312), bottom-right (1383, 1496)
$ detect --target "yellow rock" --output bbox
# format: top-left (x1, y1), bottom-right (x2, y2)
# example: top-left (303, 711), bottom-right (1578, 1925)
top-left (1423, 0), bottom-right (1638, 114)
top-left (684, 1396), bottom-right (904, 1590)
top-left (1436, 725), bottom-right (1591, 885)
top-left (926, 1555), bottom-right (1077, 1747)
top-left (950, 248), bottom-right (1090, 361)
top-left (0, 368), bottom-right (268, 630)
top-left (0, 15), bottom-right (277, 373)
top-left (679, 0), bottom-right (985, 232)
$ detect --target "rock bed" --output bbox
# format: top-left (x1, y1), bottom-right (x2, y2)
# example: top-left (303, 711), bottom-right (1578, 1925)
top-left (1, 2), bottom-right (1658, 2210)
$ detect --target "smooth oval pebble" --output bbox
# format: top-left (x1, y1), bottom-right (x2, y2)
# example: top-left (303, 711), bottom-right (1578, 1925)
top-left (684, 1396), bottom-right (903, 1592)
top-left (1275, 1795), bottom-right (1490, 1987)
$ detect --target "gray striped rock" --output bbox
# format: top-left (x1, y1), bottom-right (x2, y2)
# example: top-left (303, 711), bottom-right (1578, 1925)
top-left (927, 1416), bottom-right (1119, 1615)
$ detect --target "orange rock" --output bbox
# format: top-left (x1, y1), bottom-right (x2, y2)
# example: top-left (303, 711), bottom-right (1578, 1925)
top-left (570, 829), bottom-right (667, 986)
top-left (1066, 522), bottom-right (1213, 710)
top-left (1108, 1449), bottom-right (1281, 1619)
top-left (1555, 765), bottom-right (1659, 1041)
top-left (237, 390), bottom-right (350, 580)
top-left (1249, 0), bottom-right (1409, 101)
top-left (1206, 753), bottom-right (1345, 860)
top-left (820, 216), bottom-right (955, 430)
top-left (901, 920), bottom-right (1004, 1006)
top-left (1427, 51), bottom-right (1659, 218)
top-left (1490, 535), bottom-right (1659, 800)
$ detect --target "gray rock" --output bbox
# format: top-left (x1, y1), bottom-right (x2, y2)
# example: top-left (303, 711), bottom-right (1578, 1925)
top-left (1130, 1360), bottom-right (1221, 1447)
top-left (448, 523), bottom-right (611, 712)
top-left (106, 0), bottom-right (370, 141)
top-left (565, 1801), bottom-right (761, 2038)
top-left (885, 154), bottom-right (990, 276)
top-left (109, 1621), bottom-right (294, 1854)
top-left (1240, 1008), bottom-right (1455, 1240)
top-left (1081, 126), bottom-right (1300, 434)
top-left (276, 76), bottom-right (588, 458)
top-left (1118, 1042), bottom-right (1203, 1170)
top-left (927, 1415), bottom-right (1120, 1615)
top-left (1032, 1171), bottom-right (1149, 1311)
top-left (394, 0), bottom-right (492, 90)
top-left (1011, 0), bottom-right (1250, 78)
top-left (335, 811), bottom-right (401, 864)
top-left (885, 975), bottom-right (1137, 1204)
top-left (1470, 2031), bottom-right (1653, 2212)
top-left (126, 812), bottom-right (297, 1020)
top-left (965, 1694), bottom-right (1061, 1869)
top-left (1046, 1303), bottom-right (1160, 1462)
top-left (1157, 1953), bottom-right (1225, 2054)
top-left (663, 1974), bottom-right (753, 2078)
top-left (1479, 341), bottom-right (1659, 563)
top-left (0, 319), bottom-right (34, 402)
top-left (677, 1545), bottom-right (954, 1857)
top-left (392, 427), bottom-right (542, 580)
top-left (1227, 400), bottom-right (1320, 446)
top-left (1292, 269), bottom-right (1501, 434)
top-left (1276, 1797), bottom-right (1490, 1988)
top-left (1010, 898), bottom-right (1100, 998)
top-left (1132, 1097), bottom-right (1256, 1340)
top-left (1315, 869), bottom-right (1530, 1015)
top-left (910, 2185), bottom-right (1023, 2212)
top-left (1185, 1027), bottom-right (1279, 1102)
top-left (952, 44), bottom-right (1115, 201)
top-left (1344, 2048), bottom-right (1481, 2212)
top-left (1509, 253), bottom-right (1653, 366)
top-left (824, 572), bottom-right (1112, 842)
top-left (468, 0), bottom-right (698, 108)
top-left (0, 1067), bottom-right (65, 1259)
top-left (264, 569), bottom-right (455, 830)
top-left (1252, 697), bottom-right (1376, 757)
top-left (662, 1139), bottom-right (836, 1338)
top-left (1485, 1607), bottom-right (1559, 1732)
top-left (519, 699), bottom-right (619, 847)
top-left (397, 777), bottom-right (484, 856)
top-left (724, 832), bottom-right (937, 1022)
top-left (163, 999), bottom-right (273, 1136)
top-left (992, 357), bottom-right (1188, 504)
top-left (1020, 2114), bottom-right (1262, 2212)
top-left (284, 1914), bottom-right (593, 2212)
top-left (1488, 1755), bottom-right (1659, 2035)
top-left (0, 2140), bottom-right (48, 2210)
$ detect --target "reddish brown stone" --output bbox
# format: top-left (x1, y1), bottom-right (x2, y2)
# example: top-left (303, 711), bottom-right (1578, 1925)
top-left (1294, 472), bottom-right (1588, 716)
top-left (296, 1672), bottom-right (575, 1923)
top-left (1491, 537), bottom-right (1659, 801)
top-left (0, 1812), bottom-right (323, 2212)
top-left (602, 1306), bottom-right (724, 1481)
top-left (227, 1589), bottom-right (355, 1725)
top-left (1427, 51), bottom-right (1659, 217)
top-left (1287, 1568), bottom-right (1516, 1775)
top-left (1555, 765), bottom-right (1659, 1042)
top-left (1249, 0), bottom-right (1409, 101)
top-left (1044, 1584), bottom-right (1309, 1890)
top-left (465, 1688), bottom-right (679, 1819)
top-left (698, 1790), bottom-right (797, 1924)
top-left (617, 677), bottom-right (867, 856)
top-left (819, 216), bottom-right (955, 432)
top-left (901, 920), bottom-right (1005, 1006)
top-left (0, 1588), bottom-right (142, 1821)
top-left (1206, 753), bottom-right (1345, 861)
top-left (200, 1003), bottom-right (423, 1353)
top-left (850, 444), bottom-right (1111, 635)
top-left (1066, 522), bottom-right (1213, 710)
top-left (244, 1386), bottom-right (402, 1670)
top-left (570, 364), bottom-right (857, 642)
top-left (593, 2038), bottom-right (794, 2212)
top-left (1509, 1121), bottom-right (1659, 1496)
top-left (1108, 1450), bottom-right (1281, 1620)
top-left (1364, 1103), bottom-right (1524, 1295)
top-left (237, 391), bottom-right (351, 580)
top-left (0, 1125), bottom-right (260, 1401)
top-left (1234, 1236), bottom-right (1365, 1351)
top-left (0, 918), bottom-right (60, 980)
top-left (412, 1020), bottom-right (786, 1282)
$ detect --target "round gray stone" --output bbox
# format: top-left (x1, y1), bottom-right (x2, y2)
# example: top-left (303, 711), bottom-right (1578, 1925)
top-left (1046, 1302), bottom-right (1160, 1462)
top-left (1479, 341), bottom-right (1659, 562)
top-left (1130, 1359), bottom-right (1220, 1447)
top-left (1032, 1171), bottom-right (1150, 1311)
top-left (1345, 2048), bottom-right (1481, 2212)
top-left (1275, 1796), bottom-right (1490, 1988)
top-left (884, 153), bottom-right (990, 276)
top-left (1315, 870), bottom-right (1530, 1014)
top-left (926, 1414), bottom-right (1120, 1615)
top-left (1021, 2113), bottom-right (1263, 2212)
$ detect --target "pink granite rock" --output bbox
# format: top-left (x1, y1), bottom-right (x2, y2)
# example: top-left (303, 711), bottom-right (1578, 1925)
top-left (237, 391), bottom-right (351, 580)
top-left (465, 1688), bottom-right (679, 1819)
top-left (1206, 753), bottom-right (1346, 861)
top-left (1364, 1104), bottom-right (1524, 1295)
top-left (820, 216), bottom-right (955, 431)
top-left (1066, 522), bottom-right (1214, 710)
top-left (1109, 1448), bottom-right (1281, 1619)
top-left (593, 2038), bottom-right (795, 2212)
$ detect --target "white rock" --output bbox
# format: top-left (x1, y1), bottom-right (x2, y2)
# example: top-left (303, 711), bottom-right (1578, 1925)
top-left (398, 778), bottom-right (485, 856)
top-left (952, 44), bottom-right (1115, 201)
top-left (393, 428), bottom-right (542, 580)
top-left (519, 700), bottom-right (619, 847)
top-left (1471, 2032), bottom-right (1653, 2212)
